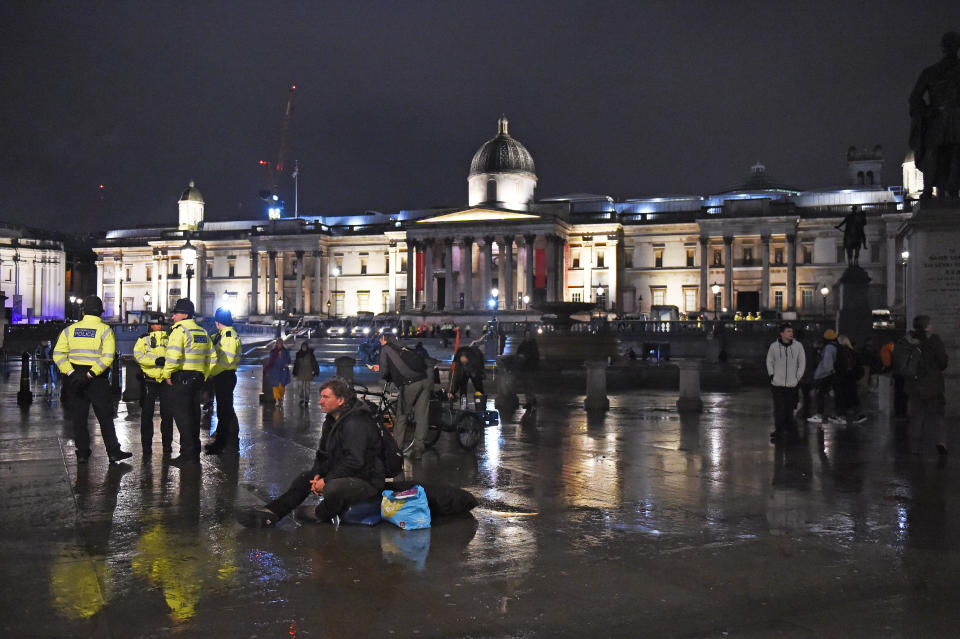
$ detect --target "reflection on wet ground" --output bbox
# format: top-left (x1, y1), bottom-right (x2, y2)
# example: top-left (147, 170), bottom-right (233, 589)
top-left (2, 365), bottom-right (959, 637)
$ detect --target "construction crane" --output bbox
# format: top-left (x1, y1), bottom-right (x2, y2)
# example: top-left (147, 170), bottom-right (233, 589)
top-left (258, 84), bottom-right (297, 218)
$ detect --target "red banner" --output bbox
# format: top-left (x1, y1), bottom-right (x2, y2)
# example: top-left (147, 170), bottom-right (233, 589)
top-left (416, 250), bottom-right (425, 292)
top-left (534, 248), bottom-right (546, 289)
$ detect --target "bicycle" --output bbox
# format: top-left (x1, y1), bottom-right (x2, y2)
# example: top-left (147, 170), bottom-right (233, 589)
top-left (351, 382), bottom-right (486, 451)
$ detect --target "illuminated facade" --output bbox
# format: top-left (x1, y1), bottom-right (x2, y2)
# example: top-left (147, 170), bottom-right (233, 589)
top-left (94, 118), bottom-right (912, 321)
top-left (0, 225), bottom-right (66, 323)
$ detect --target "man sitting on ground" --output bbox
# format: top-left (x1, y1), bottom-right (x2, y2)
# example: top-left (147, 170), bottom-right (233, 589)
top-left (238, 377), bottom-right (385, 527)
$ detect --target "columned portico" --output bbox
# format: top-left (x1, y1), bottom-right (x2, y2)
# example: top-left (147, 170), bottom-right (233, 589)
top-left (699, 237), bottom-right (708, 309)
top-left (524, 234), bottom-right (535, 305)
top-left (723, 236), bottom-right (733, 310)
top-left (444, 238), bottom-right (455, 311)
top-left (267, 251), bottom-right (277, 315)
top-left (250, 249), bottom-right (259, 315)
top-left (483, 236), bottom-right (495, 306)
top-left (424, 240), bottom-right (435, 311)
top-left (786, 234), bottom-right (796, 310)
top-left (295, 250), bottom-right (305, 314)
top-left (405, 241), bottom-right (416, 311)
top-left (760, 234), bottom-right (771, 309)
top-left (502, 235), bottom-right (515, 310)
top-left (313, 250), bottom-right (323, 314)
top-left (461, 236), bottom-right (474, 310)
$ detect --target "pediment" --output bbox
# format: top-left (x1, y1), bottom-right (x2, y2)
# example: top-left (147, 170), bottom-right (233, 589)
top-left (415, 208), bottom-right (540, 224)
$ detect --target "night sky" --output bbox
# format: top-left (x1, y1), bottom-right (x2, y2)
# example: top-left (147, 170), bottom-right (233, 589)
top-left (1, 1), bottom-right (958, 233)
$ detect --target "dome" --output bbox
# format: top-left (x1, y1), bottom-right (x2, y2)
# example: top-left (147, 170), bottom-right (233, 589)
top-left (179, 180), bottom-right (204, 203)
top-left (469, 116), bottom-right (536, 177)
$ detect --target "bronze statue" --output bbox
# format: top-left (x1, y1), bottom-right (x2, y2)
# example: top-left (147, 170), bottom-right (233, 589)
top-left (909, 32), bottom-right (960, 200)
top-left (836, 205), bottom-right (867, 265)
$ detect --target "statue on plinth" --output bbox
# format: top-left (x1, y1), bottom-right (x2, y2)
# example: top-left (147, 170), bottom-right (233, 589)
top-left (835, 205), bottom-right (867, 265)
top-left (909, 32), bottom-right (960, 200)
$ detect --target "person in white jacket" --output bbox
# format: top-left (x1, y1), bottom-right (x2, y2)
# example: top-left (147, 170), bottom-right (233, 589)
top-left (766, 322), bottom-right (806, 441)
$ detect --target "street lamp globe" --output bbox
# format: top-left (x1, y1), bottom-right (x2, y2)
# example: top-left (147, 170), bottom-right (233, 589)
top-left (181, 239), bottom-right (197, 267)
top-left (711, 282), bottom-right (721, 295)
top-left (491, 288), bottom-right (499, 298)
top-left (901, 250), bottom-right (910, 260)
top-left (143, 292), bottom-right (152, 308)
top-left (69, 295), bottom-right (77, 304)
top-left (522, 295), bottom-right (530, 305)
top-left (331, 266), bottom-right (340, 277)
top-left (820, 286), bottom-right (830, 297)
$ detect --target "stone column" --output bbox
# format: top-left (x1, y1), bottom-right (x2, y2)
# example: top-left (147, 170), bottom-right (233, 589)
top-left (114, 258), bottom-right (123, 318)
top-left (786, 234), bottom-right (797, 310)
top-left (158, 258), bottom-right (166, 312)
top-left (249, 249), bottom-right (259, 315)
top-left (194, 247), bottom-right (204, 315)
top-left (423, 239), bottom-right (435, 311)
top-left (760, 234), bottom-right (771, 309)
top-left (152, 255), bottom-right (160, 311)
top-left (723, 236), bottom-right (733, 310)
top-left (699, 237), bottom-right (709, 310)
top-left (608, 239), bottom-right (619, 311)
top-left (405, 241), bottom-right (415, 311)
top-left (444, 238), bottom-right (455, 311)
top-left (267, 251), bottom-right (277, 315)
top-left (503, 235), bottom-right (514, 310)
top-left (558, 236), bottom-right (568, 300)
top-left (885, 231), bottom-right (897, 307)
top-left (313, 250), bottom-right (323, 314)
top-left (275, 253), bottom-right (285, 313)
top-left (295, 250), bottom-right (305, 315)
top-left (387, 245), bottom-right (396, 312)
top-left (545, 236), bottom-right (557, 302)
top-left (462, 236), bottom-right (474, 310)
top-left (583, 243), bottom-right (594, 305)
top-left (524, 234), bottom-right (535, 304)
top-left (483, 236), bottom-right (495, 305)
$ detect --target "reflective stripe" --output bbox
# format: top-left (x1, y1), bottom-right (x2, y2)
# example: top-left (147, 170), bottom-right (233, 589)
top-left (166, 346), bottom-right (184, 354)
top-left (69, 348), bottom-right (101, 356)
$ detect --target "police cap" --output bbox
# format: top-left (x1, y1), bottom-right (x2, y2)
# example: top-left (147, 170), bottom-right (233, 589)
top-left (171, 298), bottom-right (195, 318)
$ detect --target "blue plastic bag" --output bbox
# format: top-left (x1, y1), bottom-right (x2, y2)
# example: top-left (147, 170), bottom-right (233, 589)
top-left (340, 498), bottom-right (383, 526)
top-left (381, 485), bottom-right (431, 530)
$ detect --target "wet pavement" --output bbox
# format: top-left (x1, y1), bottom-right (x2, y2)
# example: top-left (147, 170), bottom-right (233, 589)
top-left (2, 365), bottom-right (959, 638)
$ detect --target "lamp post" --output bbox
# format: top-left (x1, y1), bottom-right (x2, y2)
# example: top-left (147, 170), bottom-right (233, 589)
top-left (522, 294), bottom-right (530, 326)
top-left (181, 238), bottom-right (197, 301)
top-left (489, 287), bottom-right (499, 325)
top-left (711, 282), bottom-right (721, 320)
top-left (901, 250), bottom-right (910, 310)
top-left (331, 266), bottom-right (340, 318)
top-left (143, 291), bottom-right (152, 312)
top-left (69, 295), bottom-right (78, 320)
top-left (820, 285), bottom-right (830, 318)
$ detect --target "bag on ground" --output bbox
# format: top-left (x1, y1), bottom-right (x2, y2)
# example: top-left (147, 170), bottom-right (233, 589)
top-left (381, 485), bottom-right (431, 530)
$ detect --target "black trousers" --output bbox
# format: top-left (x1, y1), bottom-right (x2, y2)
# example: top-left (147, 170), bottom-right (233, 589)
top-left (68, 374), bottom-right (121, 457)
top-left (453, 371), bottom-right (484, 396)
top-left (771, 385), bottom-right (798, 433)
top-left (211, 370), bottom-right (239, 449)
top-left (141, 379), bottom-right (174, 451)
top-left (167, 372), bottom-right (205, 459)
top-left (266, 470), bottom-right (380, 521)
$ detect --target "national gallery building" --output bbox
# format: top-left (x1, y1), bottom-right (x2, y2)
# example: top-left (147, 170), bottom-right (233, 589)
top-left (94, 117), bottom-right (915, 322)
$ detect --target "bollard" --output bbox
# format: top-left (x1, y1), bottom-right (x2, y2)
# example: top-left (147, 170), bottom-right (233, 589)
top-left (259, 356), bottom-right (273, 404)
top-left (121, 357), bottom-right (143, 402)
top-left (17, 352), bottom-right (33, 407)
top-left (334, 356), bottom-right (356, 382)
top-left (584, 360), bottom-right (609, 411)
top-left (110, 353), bottom-right (122, 396)
top-left (676, 360), bottom-right (703, 413)
top-left (494, 359), bottom-right (519, 414)
top-left (877, 373), bottom-right (894, 415)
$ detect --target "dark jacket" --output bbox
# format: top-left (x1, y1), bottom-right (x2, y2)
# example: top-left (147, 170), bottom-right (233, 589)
top-left (292, 348), bottom-right (319, 381)
top-left (451, 346), bottom-right (485, 388)
top-left (515, 337), bottom-right (540, 371)
top-left (378, 342), bottom-right (426, 385)
top-left (905, 332), bottom-right (948, 400)
top-left (312, 398), bottom-right (385, 490)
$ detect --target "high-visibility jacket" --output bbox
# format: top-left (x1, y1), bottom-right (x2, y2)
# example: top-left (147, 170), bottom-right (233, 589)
top-left (209, 327), bottom-right (242, 377)
top-left (162, 318), bottom-right (213, 380)
top-left (134, 329), bottom-right (169, 382)
top-left (52, 315), bottom-right (116, 377)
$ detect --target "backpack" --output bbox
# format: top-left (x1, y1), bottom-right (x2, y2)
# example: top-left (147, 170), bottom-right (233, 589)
top-left (836, 344), bottom-right (859, 377)
top-left (386, 343), bottom-right (426, 383)
top-left (893, 337), bottom-right (924, 381)
top-left (377, 420), bottom-right (404, 477)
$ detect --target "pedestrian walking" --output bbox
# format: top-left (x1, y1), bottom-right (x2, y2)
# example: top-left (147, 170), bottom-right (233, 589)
top-left (161, 298), bottom-right (213, 466)
top-left (265, 339), bottom-right (292, 406)
top-left (204, 307), bottom-right (242, 454)
top-left (133, 312), bottom-right (174, 456)
top-left (372, 334), bottom-right (429, 456)
top-left (766, 322), bottom-right (805, 441)
top-left (896, 315), bottom-right (949, 456)
top-left (808, 329), bottom-right (843, 425)
top-left (836, 335), bottom-right (867, 423)
top-left (52, 295), bottom-right (132, 464)
top-left (292, 341), bottom-right (319, 406)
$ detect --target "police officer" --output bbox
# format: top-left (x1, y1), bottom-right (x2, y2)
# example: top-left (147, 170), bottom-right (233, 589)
top-left (162, 298), bottom-right (213, 466)
top-left (133, 311), bottom-right (174, 456)
top-left (52, 295), bottom-right (133, 464)
top-left (204, 307), bottom-right (242, 454)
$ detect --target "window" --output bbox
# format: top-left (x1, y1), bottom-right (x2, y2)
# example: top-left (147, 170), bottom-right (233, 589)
top-left (228, 261), bottom-right (235, 278)
top-left (335, 257), bottom-right (344, 273)
top-left (382, 291), bottom-right (389, 312)
top-left (572, 291), bottom-right (582, 303)
top-left (802, 289), bottom-right (814, 309)
top-left (400, 255), bottom-right (408, 273)
top-left (399, 293), bottom-right (408, 311)
top-left (802, 245), bottom-right (812, 264)
top-left (125, 268), bottom-right (131, 282)
top-left (596, 250), bottom-right (605, 268)
top-left (172, 263), bottom-right (180, 277)
top-left (714, 291), bottom-right (722, 310)
top-left (572, 249), bottom-right (581, 269)
top-left (713, 249), bottom-right (722, 266)
top-left (774, 248), bottom-right (784, 265)
top-left (684, 288), bottom-right (697, 312)
top-left (145, 266), bottom-right (152, 281)
top-left (624, 248), bottom-right (633, 268)
top-left (335, 292), bottom-right (345, 316)
top-left (384, 252), bottom-right (390, 273)
top-left (357, 291), bottom-right (369, 312)
top-left (652, 287), bottom-right (666, 305)
top-left (686, 248), bottom-right (695, 267)
top-left (206, 261), bottom-right (213, 278)
top-left (360, 258), bottom-right (367, 275)
top-left (654, 248), bottom-right (664, 269)
top-left (774, 290), bottom-right (784, 311)
top-left (742, 248), bottom-right (753, 266)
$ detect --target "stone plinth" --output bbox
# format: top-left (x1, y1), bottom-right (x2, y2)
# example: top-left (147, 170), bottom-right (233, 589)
top-left (904, 203), bottom-right (960, 415)
top-left (584, 360), bottom-right (609, 411)
top-left (676, 361), bottom-right (703, 413)
top-left (835, 266), bottom-right (872, 349)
